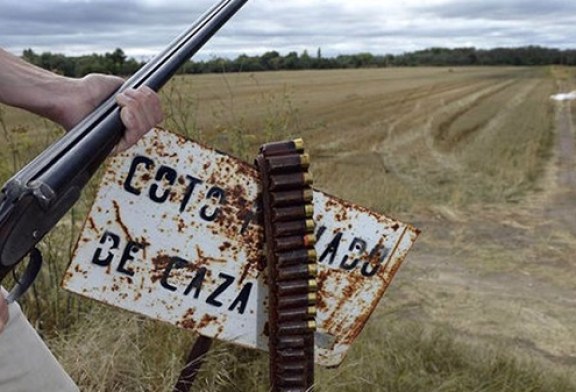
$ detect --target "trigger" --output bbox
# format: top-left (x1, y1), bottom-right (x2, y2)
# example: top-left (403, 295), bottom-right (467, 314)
top-left (5, 248), bottom-right (43, 303)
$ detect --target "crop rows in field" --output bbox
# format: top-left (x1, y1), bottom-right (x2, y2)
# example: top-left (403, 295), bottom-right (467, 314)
top-left (158, 67), bottom-right (555, 213)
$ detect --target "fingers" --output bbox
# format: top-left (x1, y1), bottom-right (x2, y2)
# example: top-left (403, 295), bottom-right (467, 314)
top-left (114, 86), bottom-right (163, 153)
top-left (0, 294), bottom-right (9, 334)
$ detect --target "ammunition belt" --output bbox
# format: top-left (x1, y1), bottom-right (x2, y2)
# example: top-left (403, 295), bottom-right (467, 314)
top-left (257, 138), bottom-right (317, 392)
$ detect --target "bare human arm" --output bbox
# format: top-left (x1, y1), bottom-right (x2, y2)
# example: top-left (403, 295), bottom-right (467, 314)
top-left (0, 48), bottom-right (163, 152)
top-left (0, 48), bottom-right (164, 331)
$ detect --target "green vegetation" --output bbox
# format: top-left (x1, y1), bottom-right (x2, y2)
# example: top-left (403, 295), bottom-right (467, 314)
top-left (22, 48), bottom-right (142, 76)
top-left (20, 45), bottom-right (576, 78)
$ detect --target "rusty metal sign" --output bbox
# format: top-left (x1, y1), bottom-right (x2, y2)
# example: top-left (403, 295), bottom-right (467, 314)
top-left (62, 128), bottom-right (419, 367)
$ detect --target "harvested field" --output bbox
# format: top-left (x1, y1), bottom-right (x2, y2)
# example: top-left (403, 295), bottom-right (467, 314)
top-left (163, 67), bottom-right (554, 212)
top-left (1, 66), bottom-right (575, 391)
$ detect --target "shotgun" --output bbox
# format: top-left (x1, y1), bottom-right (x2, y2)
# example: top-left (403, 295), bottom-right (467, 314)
top-left (0, 0), bottom-right (248, 302)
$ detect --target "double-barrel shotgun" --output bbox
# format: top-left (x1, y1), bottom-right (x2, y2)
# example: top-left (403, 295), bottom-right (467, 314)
top-left (0, 0), bottom-right (248, 302)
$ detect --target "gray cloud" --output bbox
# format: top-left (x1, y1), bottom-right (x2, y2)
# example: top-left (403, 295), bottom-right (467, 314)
top-left (0, 0), bottom-right (244, 55)
top-left (415, 0), bottom-right (576, 22)
top-left (1, 0), bottom-right (575, 59)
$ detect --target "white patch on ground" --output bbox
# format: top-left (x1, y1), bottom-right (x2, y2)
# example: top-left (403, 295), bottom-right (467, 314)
top-left (551, 91), bottom-right (576, 101)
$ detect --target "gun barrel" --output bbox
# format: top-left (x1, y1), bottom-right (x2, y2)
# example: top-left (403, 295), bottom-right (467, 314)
top-left (130, 0), bottom-right (248, 92)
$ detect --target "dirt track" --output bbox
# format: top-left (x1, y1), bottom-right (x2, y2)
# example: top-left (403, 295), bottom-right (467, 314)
top-left (391, 81), bottom-right (576, 371)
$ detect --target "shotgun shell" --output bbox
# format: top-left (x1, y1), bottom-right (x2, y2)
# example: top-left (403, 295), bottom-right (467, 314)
top-left (304, 233), bottom-right (316, 247)
top-left (277, 249), bottom-right (317, 267)
top-left (277, 362), bottom-right (307, 373)
top-left (278, 306), bottom-right (317, 322)
top-left (305, 204), bottom-right (314, 218)
top-left (305, 337), bottom-right (315, 388)
top-left (278, 292), bottom-right (317, 309)
top-left (260, 138), bottom-right (304, 156)
top-left (278, 374), bottom-right (307, 387)
top-left (272, 204), bottom-right (313, 221)
top-left (269, 172), bottom-right (313, 191)
top-left (271, 188), bottom-right (314, 207)
top-left (293, 138), bottom-right (305, 152)
top-left (274, 219), bottom-right (315, 237)
top-left (308, 263), bottom-right (318, 277)
top-left (308, 320), bottom-right (317, 332)
top-left (278, 264), bottom-right (318, 281)
top-left (278, 279), bottom-right (318, 296)
top-left (305, 218), bottom-right (315, 232)
top-left (278, 320), bottom-right (317, 335)
top-left (308, 279), bottom-right (318, 292)
top-left (277, 335), bottom-right (306, 349)
top-left (272, 205), bottom-right (308, 222)
top-left (274, 235), bottom-right (304, 252)
top-left (275, 234), bottom-right (317, 252)
top-left (278, 349), bottom-right (306, 360)
top-left (267, 153), bottom-right (310, 173)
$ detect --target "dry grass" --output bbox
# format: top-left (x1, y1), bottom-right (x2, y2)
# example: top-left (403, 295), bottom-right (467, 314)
top-left (1, 66), bottom-right (574, 391)
top-left (164, 67), bottom-right (555, 213)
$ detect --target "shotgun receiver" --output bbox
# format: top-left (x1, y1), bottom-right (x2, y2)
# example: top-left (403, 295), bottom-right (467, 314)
top-left (0, 0), bottom-right (248, 302)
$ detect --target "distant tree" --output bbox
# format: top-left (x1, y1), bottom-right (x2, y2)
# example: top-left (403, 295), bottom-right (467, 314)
top-left (284, 52), bottom-right (300, 70)
top-left (234, 54), bottom-right (266, 72)
top-left (22, 48), bottom-right (39, 65)
top-left (106, 48), bottom-right (126, 74)
top-left (261, 51), bottom-right (281, 70)
top-left (299, 50), bottom-right (312, 69)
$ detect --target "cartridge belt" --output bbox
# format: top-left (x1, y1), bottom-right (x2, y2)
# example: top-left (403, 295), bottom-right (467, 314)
top-left (257, 139), bottom-right (317, 392)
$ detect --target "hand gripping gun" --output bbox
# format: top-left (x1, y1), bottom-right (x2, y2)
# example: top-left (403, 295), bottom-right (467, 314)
top-left (0, 0), bottom-right (248, 302)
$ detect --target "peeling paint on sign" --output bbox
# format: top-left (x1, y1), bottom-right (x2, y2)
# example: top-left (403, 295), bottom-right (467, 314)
top-left (62, 128), bottom-right (419, 367)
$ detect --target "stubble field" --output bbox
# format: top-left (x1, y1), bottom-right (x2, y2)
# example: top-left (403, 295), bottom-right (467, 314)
top-left (1, 66), bottom-right (576, 391)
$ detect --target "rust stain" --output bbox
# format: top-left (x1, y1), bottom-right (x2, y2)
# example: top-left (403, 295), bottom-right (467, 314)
top-left (88, 217), bottom-right (97, 231)
top-left (178, 307), bottom-right (197, 330)
top-left (198, 314), bottom-right (218, 329)
top-left (194, 246), bottom-right (227, 269)
top-left (237, 259), bottom-right (252, 286)
top-left (215, 324), bottom-right (224, 338)
top-left (61, 271), bottom-right (74, 286)
top-left (177, 218), bottom-right (186, 233)
top-left (375, 228), bottom-right (407, 281)
top-left (150, 254), bottom-right (172, 283)
top-left (219, 241), bottom-right (232, 252)
top-left (169, 191), bottom-right (178, 203)
top-left (112, 200), bottom-right (133, 241)
top-left (316, 269), bottom-right (329, 311)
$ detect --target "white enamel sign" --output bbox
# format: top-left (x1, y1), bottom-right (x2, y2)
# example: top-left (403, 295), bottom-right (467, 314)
top-left (63, 128), bottom-right (419, 367)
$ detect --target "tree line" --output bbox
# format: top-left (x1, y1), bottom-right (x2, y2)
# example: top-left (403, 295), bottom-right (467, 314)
top-left (22, 46), bottom-right (576, 77)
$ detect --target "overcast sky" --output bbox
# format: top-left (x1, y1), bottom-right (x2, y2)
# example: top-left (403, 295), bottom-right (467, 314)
top-left (1, 0), bottom-right (575, 60)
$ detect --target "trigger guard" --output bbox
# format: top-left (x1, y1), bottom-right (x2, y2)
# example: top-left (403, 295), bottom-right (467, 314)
top-left (5, 248), bottom-right (42, 303)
